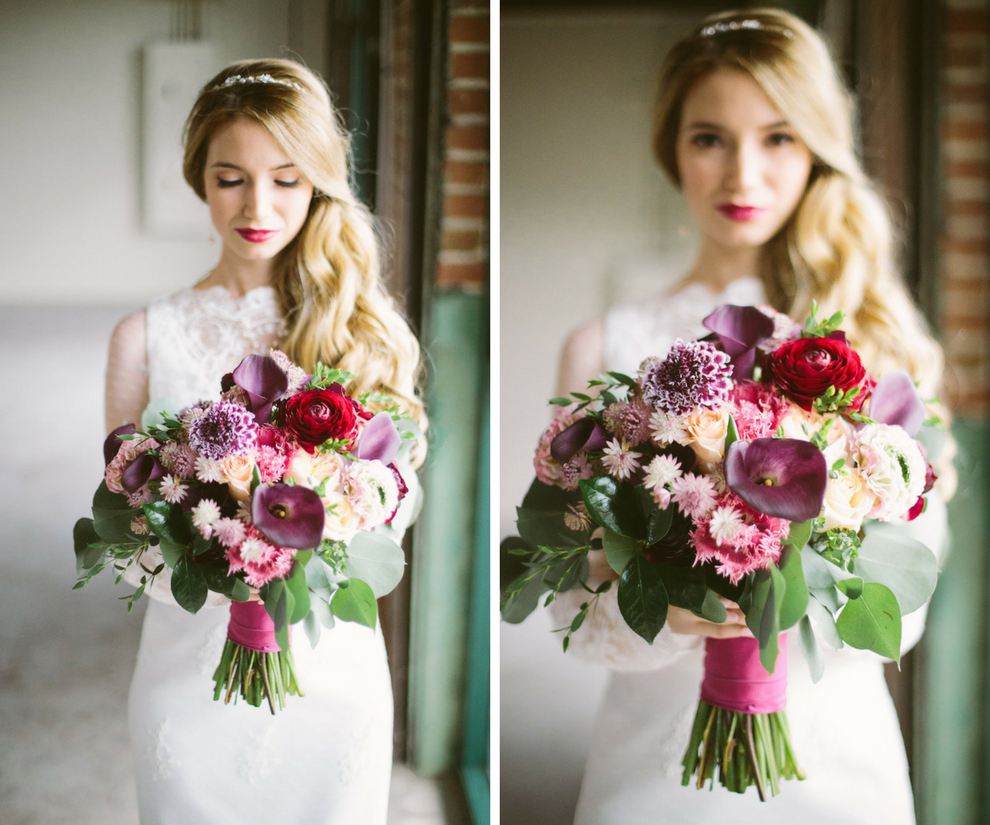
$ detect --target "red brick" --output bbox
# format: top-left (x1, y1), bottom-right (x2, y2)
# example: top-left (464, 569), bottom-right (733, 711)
top-left (942, 313), bottom-right (990, 329)
top-left (450, 52), bottom-right (489, 81)
top-left (445, 159), bottom-right (488, 186)
top-left (947, 45), bottom-right (987, 68)
top-left (944, 235), bottom-right (989, 254)
top-left (436, 262), bottom-right (487, 287)
top-left (450, 13), bottom-right (489, 44)
top-left (446, 124), bottom-right (489, 151)
top-left (448, 87), bottom-right (490, 117)
top-left (442, 229), bottom-right (485, 252)
top-left (946, 199), bottom-right (989, 216)
top-left (942, 121), bottom-right (988, 141)
top-left (946, 82), bottom-right (988, 103)
top-left (948, 9), bottom-right (987, 34)
top-left (945, 159), bottom-right (989, 178)
top-left (444, 193), bottom-right (488, 219)
top-left (945, 276), bottom-right (989, 293)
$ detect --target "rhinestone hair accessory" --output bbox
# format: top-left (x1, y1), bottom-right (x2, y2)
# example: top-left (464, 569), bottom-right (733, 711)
top-left (213, 73), bottom-right (302, 92)
top-left (700, 19), bottom-right (793, 39)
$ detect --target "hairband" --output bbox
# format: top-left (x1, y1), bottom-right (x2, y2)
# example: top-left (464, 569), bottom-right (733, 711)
top-left (700, 19), bottom-right (793, 39)
top-left (213, 73), bottom-right (302, 92)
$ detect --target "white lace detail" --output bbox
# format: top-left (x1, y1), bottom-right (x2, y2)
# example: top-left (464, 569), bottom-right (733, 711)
top-left (338, 722), bottom-right (372, 785)
top-left (146, 285), bottom-right (287, 405)
top-left (238, 724), bottom-right (284, 782)
top-left (197, 616), bottom-right (230, 676)
top-left (146, 720), bottom-right (179, 780)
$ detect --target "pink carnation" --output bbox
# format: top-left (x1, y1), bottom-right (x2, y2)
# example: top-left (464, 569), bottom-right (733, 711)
top-left (225, 525), bottom-right (295, 587)
top-left (730, 381), bottom-right (789, 441)
top-left (690, 494), bottom-right (790, 584)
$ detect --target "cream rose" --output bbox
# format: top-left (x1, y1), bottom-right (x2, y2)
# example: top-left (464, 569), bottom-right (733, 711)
top-left (322, 490), bottom-right (362, 543)
top-left (778, 406), bottom-right (824, 442)
top-left (821, 470), bottom-right (877, 531)
top-left (223, 454), bottom-right (256, 503)
top-left (285, 449), bottom-right (346, 486)
top-left (679, 407), bottom-right (730, 465)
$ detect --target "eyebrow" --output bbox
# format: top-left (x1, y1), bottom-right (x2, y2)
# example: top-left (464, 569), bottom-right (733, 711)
top-left (684, 120), bottom-right (792, 131)
top-left (210, 162), bottom-right (298, 171)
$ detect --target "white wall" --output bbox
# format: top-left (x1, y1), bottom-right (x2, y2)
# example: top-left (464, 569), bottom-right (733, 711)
top-left (0, 0), bottom-right (292, 306)
top-left (500, 11), bottom-right (701, 824)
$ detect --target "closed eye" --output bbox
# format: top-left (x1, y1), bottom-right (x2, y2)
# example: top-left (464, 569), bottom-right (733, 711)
top-left (690, 132), bottom-right (722, 149)
top-left (766, 132), bottom-right (796, 147)
top-left (275, 179), bottom-right (301, 188)
top-left (217, 178), bottom-right (243, 188)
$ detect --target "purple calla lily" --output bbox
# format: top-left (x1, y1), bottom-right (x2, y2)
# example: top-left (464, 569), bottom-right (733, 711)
top-left (103, 423), bottom-right (136, 466)
top-left (121, 453), bottom-right (165, 494)
top-left (252, 483), bottom-right (325, 550)
top-left (725, 438), bottom-right (828, 522)
top-left (353, 411), bottom-right (402, 464)
top-left (869, 370), bottom-right (925, 436)
top-left (232, 355), bottom-right (289, 424)
top-left (551, 417), bottom-right (608, 464)
top-left (702, 305), bottom-right (776, 381)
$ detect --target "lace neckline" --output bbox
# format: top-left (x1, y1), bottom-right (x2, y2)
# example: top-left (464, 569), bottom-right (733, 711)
top-left (190, 283), bottom-right (278, 303)
top-left (667, 275), bottom-right (763, 301)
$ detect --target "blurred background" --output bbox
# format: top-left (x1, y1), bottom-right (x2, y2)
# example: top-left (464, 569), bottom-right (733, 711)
top-left (501, 1), bottom-right (990, 824)
top-left (0, 1), bottom-right (489, 824)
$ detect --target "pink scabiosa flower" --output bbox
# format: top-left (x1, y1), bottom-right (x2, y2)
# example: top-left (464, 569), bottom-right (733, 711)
top-left (191, 498), bottom-right (222, 539)
top-left (187, 401), bottom-right (259, 461)
top-left (159, 474), bottom-right (189, 505)
top-left (670, 472), bottom-right (718, 519)
top-left (603, 397), bottom-right (653, 445)
top-left (641, 339), bottom-right (733, 416)
top-left (601, 439), bottom-right (642, 481)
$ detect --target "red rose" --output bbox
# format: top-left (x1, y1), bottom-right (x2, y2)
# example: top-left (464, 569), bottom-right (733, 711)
top-left (765, 335), bottom-right (874, 411)
top-left (280, 388), bottom-right (358, 453)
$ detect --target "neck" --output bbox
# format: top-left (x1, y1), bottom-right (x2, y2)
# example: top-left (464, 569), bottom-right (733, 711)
top-left (205, 246), bottom-right (277, 297)
top-left (682, 237), bottom-right (762, 291)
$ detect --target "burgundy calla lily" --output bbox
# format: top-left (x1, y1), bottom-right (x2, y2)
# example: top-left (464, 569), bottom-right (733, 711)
top-left (550, 417), bottom-right (608, 464)
top-left (868, 370), bottom-right (925, 436)
top-left (252, 483), bottom-right (325, 550)
top-left (702, 305), bottom-right (776, 380)
top-left (725, 438), bottom-right (828, 522)
top-left (352, 411), bottom-right (401, 464)
top-left (103, 423), bottom-right (136, 466)
top-left (232, 354), bottom-right (289, 424)
top-left (121, 453), bottom-right (165, 494)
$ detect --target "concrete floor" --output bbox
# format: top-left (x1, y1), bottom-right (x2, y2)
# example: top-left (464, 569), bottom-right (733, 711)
top-left (0, 306), bottom-right (461, 825)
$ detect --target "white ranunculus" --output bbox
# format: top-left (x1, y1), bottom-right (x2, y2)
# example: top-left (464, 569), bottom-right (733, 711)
top-left (853, 423), bottom-right (927, 521)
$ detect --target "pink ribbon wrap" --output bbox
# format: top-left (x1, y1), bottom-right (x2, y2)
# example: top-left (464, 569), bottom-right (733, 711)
top-left (227, 600), bottom-right (289, 653)
top-left (699, 634), bottom-right (787, 714)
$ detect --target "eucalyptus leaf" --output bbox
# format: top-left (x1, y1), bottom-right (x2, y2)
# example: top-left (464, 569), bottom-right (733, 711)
top-left (305, 555), bottom-right (337, 600)
top-left (743, 566), bottom-right (785, 673)
top-left (802, 544), bottom-right (855, 589)
top-left (699, 590), bottom-right (728, 623)
top-left (342, 532), bottom-right (406, 598)
top-left (809, 585), bottom-right (842, 614)
top-left (836, 577), bottom-right (865, 600)
top-left (303, 609), bottom-right (322, 647)
top-left (836, 582), bottom-right (901, 662)
top-left (331, 579), bottom-right (378, 629)
top-left (806, 592), bottom-right (844, 650)
top-left (855, 522), bottom-right (938, 614)
top-left (310, 594), bottom-right (335, 630)
top-left (784, 519), bottom-right (813, 553)
top-left (798, 614), bottom-right (825, 683)
top-left (777, 544), bottom-right (809, 630)
top-left (603, 530), bottom-right (639, 575)
top-left (617, 557), bottom-right (668, 644)
top-left (285, 561), bottom-right (312, 624)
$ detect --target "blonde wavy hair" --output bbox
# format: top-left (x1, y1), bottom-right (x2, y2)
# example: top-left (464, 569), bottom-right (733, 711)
top-left (653, 8), bottom-right (954, 491)
top-left (183, 59), bottom-right (427, 464)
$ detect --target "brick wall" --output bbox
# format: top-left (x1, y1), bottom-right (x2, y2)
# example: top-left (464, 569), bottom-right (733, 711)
top-left (941, 0), bottom-right (989, 416)
top-left (437, 0), bottom-right (490, 289)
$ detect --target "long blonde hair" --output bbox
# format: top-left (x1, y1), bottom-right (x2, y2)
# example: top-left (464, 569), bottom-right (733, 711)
top-left (653, 9), bottom-right (945, 401)
top-left (183, 59), bottom-right (427, 463)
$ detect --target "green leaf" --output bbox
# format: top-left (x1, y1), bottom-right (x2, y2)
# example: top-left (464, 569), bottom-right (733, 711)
top-left (723, 415), bottom-right (739, 453)
top-left (616, 557), bottom-right (668, 644)
top-left (809, 585), bottom-right (842, 614)
top-left (645, 503), bottom-right (673, 546)
top-left (93, 502), bottom-right (142, 545)
top-left (310, 595), bottom-right (336, 630)
top-left (305, 555), bottom-right (338, 600)
top-left (142, 500), bottom-right (192, 545)
top-left (303, 608), bottom-right (322, 647)
top-left (342, 532), bottom-right (406, 598)
top-left (579, 476), bottom-right (646, 539)
top-left (250, 464), bottom-right (262, 495)
top-left (801, 544), bottom-right (856, 589)
top-left (836, 577), bottom-right (865, 600)
top-left (741, 565), bottom-right (786, 673)
top-left (783, 519), bottom-right (813, 553)
top-left (548, 396), bottom-right (572, 406)
top-left (806, 592), bottom-right (843, 650)
top-left (798, 614), bottom-right (825, 683)
top-left (73, 519), bottom-right (106, 574)
top-left (603, 530), bottom-right (639, 576)
top-left (331, 579), bottom-right (378, 629)
top-left (159, 539), bottom-right (185, 568)
top-left (699, 590), bottom-right (728, 623)
top-left (835, 582), bottom-right (901, 662)
top-left (170, 556), bottom-right (208, 613)
top-left (521, 477), bottom-right (576, 510)
top-left (284, 561), bottom-right (311, 624)
top-left (501, 570), bottom-right (550, 624)
top-left (658, 565), bottom-right (707, 612)
top-left (230, 578), bottom-right (252, 602)
top-left (516, 507), bottom-right (583, 549)
top-left (777, 545), bottom-right (809, 630)
top-left (855, 521), bottom-right (938, 614)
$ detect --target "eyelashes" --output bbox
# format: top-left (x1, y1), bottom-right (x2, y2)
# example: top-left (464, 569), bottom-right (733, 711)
top-left (687, 132), bottom-right (797, 149)
top-left (215, 179), bottom-right (302, 189)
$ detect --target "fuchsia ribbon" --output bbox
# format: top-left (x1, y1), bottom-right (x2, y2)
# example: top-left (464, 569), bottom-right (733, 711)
top-left (227, 600), bottom-right (288, 653)
top-left (700, 634), bottom-right (788, 714)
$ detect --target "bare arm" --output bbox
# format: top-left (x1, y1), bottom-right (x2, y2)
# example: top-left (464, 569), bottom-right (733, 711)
top-left (105, 310), bottom-right (149, 434)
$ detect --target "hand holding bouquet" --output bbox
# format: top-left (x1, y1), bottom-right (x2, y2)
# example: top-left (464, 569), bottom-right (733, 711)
top-left (502, 303), bottom-right (941, 798)
top-left (75, 350), bottom-right (419, 714)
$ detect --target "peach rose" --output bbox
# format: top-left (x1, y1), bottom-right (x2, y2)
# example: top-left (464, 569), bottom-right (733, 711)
top-left (322, 490), bottom-right (362, 543)
top-left (778, 406), bottom-right (824, 442)
top-left (679, 407), bottom-right (730, 465)
top-left (285, 449), bottom-right (346, 486)
top-left (822, 470), bottom-right (877, 531)
top-left (223, 454), bottom-right (256, 503)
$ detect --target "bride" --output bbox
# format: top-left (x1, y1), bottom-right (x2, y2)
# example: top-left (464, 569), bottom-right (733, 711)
top-left (105, 59), bottom-right (425, 824)
top-left (553, 9), bottom-right (950, 824)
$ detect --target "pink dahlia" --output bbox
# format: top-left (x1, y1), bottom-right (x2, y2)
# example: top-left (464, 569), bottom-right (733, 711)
top-left (641, 339), bottom-right (733, 416)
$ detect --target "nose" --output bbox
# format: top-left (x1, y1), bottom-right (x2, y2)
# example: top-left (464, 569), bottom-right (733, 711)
top-left (244, 181), bottom-right (273, 220)
top-left (724, 139), bottom-right (764, 193)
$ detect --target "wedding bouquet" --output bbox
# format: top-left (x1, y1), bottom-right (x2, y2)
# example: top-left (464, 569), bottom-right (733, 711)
top-left (501, 303), bottom-right (941, 799)
top-left (75, 350), bottom-right (417, 714)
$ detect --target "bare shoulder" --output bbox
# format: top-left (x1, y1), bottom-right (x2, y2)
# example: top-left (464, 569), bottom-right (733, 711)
top-left (556, 316), bottom-right (605, 397)
top-left (105, 310), bottom-right (149, 433)
top-left (108, 310), bottom-right (147, 359)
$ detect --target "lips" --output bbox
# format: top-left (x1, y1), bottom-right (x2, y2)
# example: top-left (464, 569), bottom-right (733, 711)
top-left (717, 204), bottom-right (767, 222)
top-left (236, 228), bottom-right (280, 243)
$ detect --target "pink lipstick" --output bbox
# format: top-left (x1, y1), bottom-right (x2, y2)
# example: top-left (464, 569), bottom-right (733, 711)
top-left (717, 204), bottom-right (767, 222)
top-left (236, 228), bottom-right (279, 243)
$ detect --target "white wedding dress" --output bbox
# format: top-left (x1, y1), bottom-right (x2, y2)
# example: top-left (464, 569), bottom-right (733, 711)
top-left (108, 285), bottom-right (415, 825)
top-left (551, 277), bottom-right (948, 825)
